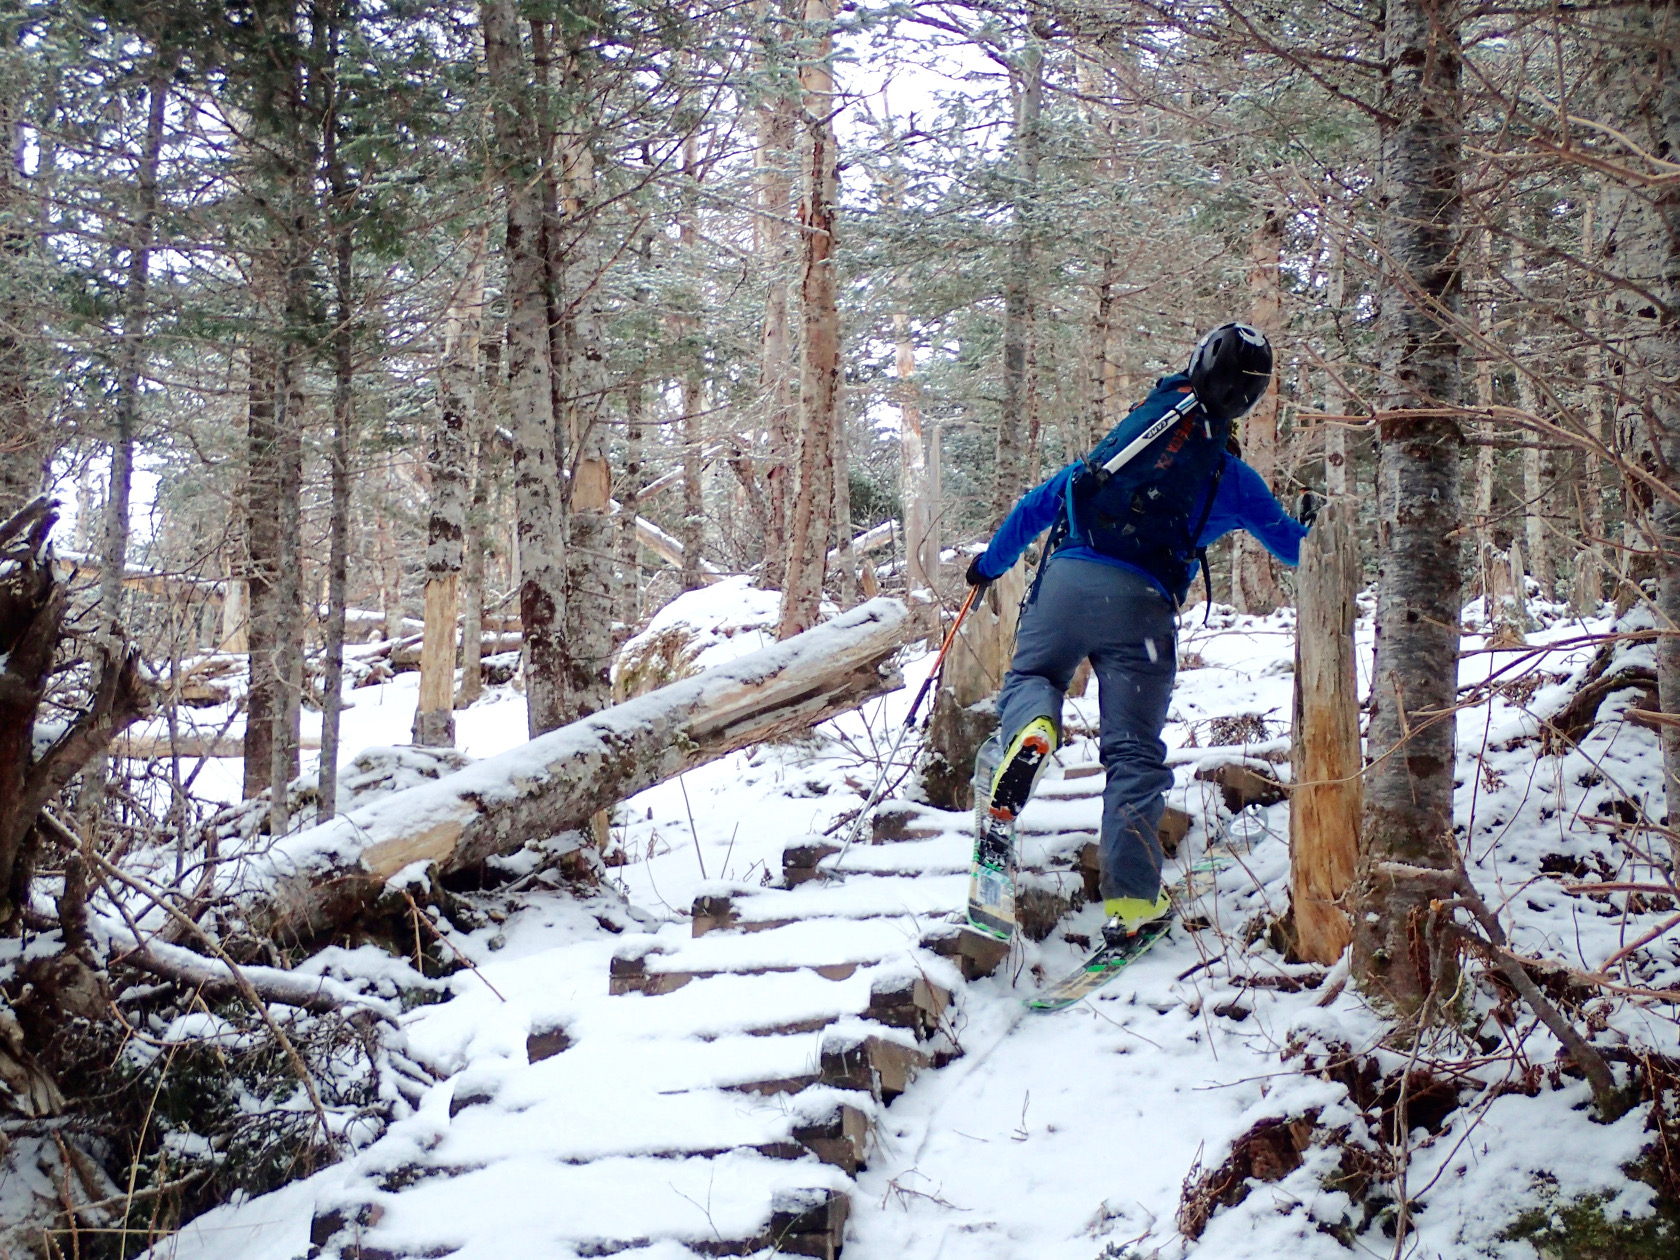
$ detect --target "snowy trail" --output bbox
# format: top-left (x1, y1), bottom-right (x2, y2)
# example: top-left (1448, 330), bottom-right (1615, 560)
top-left (143, 601), bottom-right (1678, 1259)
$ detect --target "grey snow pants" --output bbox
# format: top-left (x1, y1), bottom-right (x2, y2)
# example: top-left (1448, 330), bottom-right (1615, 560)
top-left (995, 556), bottom-right (1177, 902)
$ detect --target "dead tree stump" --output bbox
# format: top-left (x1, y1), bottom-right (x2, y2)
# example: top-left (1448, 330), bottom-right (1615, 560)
top-left (920, 557), bottom-right (1027, 810)
top-left (1288, 499), bottom-right (1361, 964)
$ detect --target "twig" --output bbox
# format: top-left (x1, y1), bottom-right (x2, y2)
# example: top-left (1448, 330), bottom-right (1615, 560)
top-left (400, 891), bottom-right (507, 1002)
top-left (1599, 911), bottom-right (1680, 973)
top-left (679, 774), bottom-right (708, 881)
top-left (84, 843), bottom-right (343, 1152)
top-left (1377, 860), bottom-right (1623, 1116)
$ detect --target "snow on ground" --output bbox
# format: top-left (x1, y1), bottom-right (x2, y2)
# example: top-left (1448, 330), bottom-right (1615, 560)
top-left (142, 591), bottom-right (1677, 1259)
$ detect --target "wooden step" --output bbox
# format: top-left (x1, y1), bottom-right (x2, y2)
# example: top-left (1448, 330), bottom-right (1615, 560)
top-left (610, 952), bottom-right (862, 995)
top-left (921, 922), bottom-right (1010, 980)
top-left (691, 876), bottom-right (966, 938)
top-left (733, 1029), bottom-right (933, 1104)
top-left (766, 1187), bottom-right (849, 1259)
top-left (609, 920), bottom-right (951, 996)
top-left (312, 1152), bottom-right (851, 1259)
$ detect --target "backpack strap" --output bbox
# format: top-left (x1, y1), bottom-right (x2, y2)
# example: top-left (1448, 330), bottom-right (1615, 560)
top-left (1087, 390), bottom-right (1200, 488)
top-left (1189, 455), bottom-right (1227, 624)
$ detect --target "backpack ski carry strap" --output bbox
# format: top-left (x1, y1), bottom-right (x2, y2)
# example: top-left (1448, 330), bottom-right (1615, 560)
top-left (1088, 390), bottom-right (1200, 486)
top-left (1189, 454), bottom-right (1228, 624)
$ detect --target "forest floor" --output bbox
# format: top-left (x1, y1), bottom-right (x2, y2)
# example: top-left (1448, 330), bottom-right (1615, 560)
top-left (127, 590), bottom-right (1678, 1260)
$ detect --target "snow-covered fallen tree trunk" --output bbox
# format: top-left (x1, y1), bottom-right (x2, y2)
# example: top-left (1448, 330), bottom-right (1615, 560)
top-left (249, 597), bottom-right (912, 940)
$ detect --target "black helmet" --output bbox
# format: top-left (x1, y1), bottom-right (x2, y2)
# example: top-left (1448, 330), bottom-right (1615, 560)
top-left (1187, 323), bottom-right (1273, 422)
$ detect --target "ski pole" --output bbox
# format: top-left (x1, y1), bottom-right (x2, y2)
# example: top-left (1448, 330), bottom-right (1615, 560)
top-left (831, 585), bottom-right (981, 873)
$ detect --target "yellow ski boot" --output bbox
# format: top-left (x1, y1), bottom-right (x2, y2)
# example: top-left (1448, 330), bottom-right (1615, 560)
top-left (968, 716), bottom-right (1057, 940)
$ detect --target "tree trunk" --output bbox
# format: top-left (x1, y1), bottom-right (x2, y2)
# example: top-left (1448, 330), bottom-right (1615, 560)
top-left (896, 308), bottom-right (935, 603)
top-left (1234, 207), bottom-right (1285, 614)
top-left (678, 131), bottom-right (708, 595)
top-left (1289, 500), bottom-right (1361, 963)
top-left (1595, 3), bottom-right (1679, 865)
top-left (0, 502), bottom-right (148, 931)
top-left (243, 345), bottom-right (281, 800)
top-left (269, 326), bottom-right (306, 835)
top-left (1324, 228), bottom-right (1351, 497)
top-left (1471, 229), bottom-right (1498, 586)
top-left (318, 21), bottom-right (356, 821)
top-left (1352, 0), bottom-right (1465, 1016)
top-left (832, 377), bottom-right (856, 608)
top-left (617, 371), bottom-right (645, 629)
top-left (992, 33), bottom-right (1042, 524)
top-left (456, 319), bottom-right (502, 710)
top-left (318, 176), bottom-right (355, 821)
top-left (414, 236), bottom-right (485, 747)
top-left (558, 142), bottom-right (615, 721)
top-left (1510, 239), bottom-right (1554, 596)
top-left (777, 0), bottom-right (842, 640)
top-left (249, 598), bottom-right (911, 941)
top-left (377, 475), bottom-right (404, 641)
top-left (756, 1), bottom-right (799, 584)
top-left (1088, 256), bottom-right (1119, 454)
top-left (482, 0), bottom-right (570, 737)
top-left (1574, 201), bottom-right (1606, 612)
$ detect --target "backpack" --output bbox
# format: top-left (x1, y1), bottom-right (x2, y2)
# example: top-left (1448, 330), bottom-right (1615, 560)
top-left (1056, 373), bottom-right (1231, 604)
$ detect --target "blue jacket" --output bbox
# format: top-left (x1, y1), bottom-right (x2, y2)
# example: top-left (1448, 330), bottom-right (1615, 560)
top-left (974, 457), bottom-right (1308, 603)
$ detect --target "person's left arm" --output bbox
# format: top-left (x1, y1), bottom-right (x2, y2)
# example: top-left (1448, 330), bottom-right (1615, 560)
top-left (1195, 457), bottom-right (1309, 565)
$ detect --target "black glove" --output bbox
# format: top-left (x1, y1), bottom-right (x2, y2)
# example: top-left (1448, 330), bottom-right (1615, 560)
top-left (965, 554), bottom-right (992, 593)
top-left (1297, 490), bottom-right (1326, 529)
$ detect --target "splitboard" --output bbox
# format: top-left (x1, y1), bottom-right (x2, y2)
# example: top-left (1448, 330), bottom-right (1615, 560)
top-left (966, 721), bottom-right (1056, 942)
top-left (966, 811), bottom-right (1017, 941)
top-left (1025, 857), bottom-right (1227, 1013)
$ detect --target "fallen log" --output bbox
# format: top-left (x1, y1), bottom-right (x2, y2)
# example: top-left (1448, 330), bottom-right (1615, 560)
top-left (250, 597), bottom-right (912, 940)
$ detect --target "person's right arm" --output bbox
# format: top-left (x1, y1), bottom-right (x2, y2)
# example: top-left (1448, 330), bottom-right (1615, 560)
top-left (972, 464), bottom-right (1078, 580)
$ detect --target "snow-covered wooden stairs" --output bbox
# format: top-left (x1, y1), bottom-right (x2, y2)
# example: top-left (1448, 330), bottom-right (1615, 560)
top-left (305, 760), bottom-right (1143, 1260)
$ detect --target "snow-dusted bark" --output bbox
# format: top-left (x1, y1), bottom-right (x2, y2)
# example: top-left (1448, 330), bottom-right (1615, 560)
top-left (250, 599), bottom-right (911, 940)
top-left (1352, 0), bottom-right (1466, 1015)
top-left (481, 0), bottom-right (569, 737)
top-left (414, 237), bottom-right (484, 748)
top-left (755, 3), bottom-right (799, 586)
top-left (777, 0), bottom-right (842, 640)
top-left (243, 346), bottom-right (280, 801)
top-left (556, 71), bottom-right (615, 724)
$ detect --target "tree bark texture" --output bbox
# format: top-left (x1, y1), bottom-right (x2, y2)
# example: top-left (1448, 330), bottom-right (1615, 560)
top-left (1509, 239), bottom-right (1555, 594)
top-left (243, 346), bottom-right (281, 800)
top-left (414, 237), bottom-right (485, 748)
top-left (1352, 0), bottom-right (1466, 1016)
top-left (1574, 202), bottom-right (1607, 612)
top-left (269, 327), bottom-right (307, 834)
top-left (482, 0), bottom-right (570, 737)
top-left (555, 33), bottom-right (615, 724)
top-left (755, 2), bottom-right (799, 583)
top-left (777, 0), bottom-right (841, 640)
top-left (1289, 500), bottom-right (1361, 964)
top-left (250, 598), bottom-right (911, 941)
top-left (1594, 3), bottom-right (1679, 865)
top-left (457, 322), bottom-right (503, 710)
top-left (992, 34), bottom-right (1042, 525)
top-left (1234, 208), bottom-right (1285, 614)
